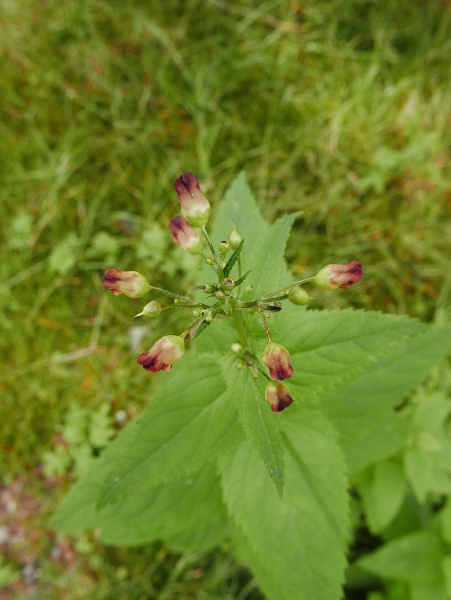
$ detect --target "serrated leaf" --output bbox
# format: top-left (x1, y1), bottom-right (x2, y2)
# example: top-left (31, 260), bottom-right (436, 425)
top-left (200, 172), bottom-right (269, 282)
top-left (272, 305), bottom-right (427, 400)
top-left (51, 352), bottom-right (243, 526)
top-left (234, 268), bottom-right (252, 288)
top-left (358, 530), bottom-right (445, 586)
top-left (223, 239), bottom-right (244, 277)
top-left (357, 459), bottom-right (407, 534)
top-left (51, 462), bottom-right (228, 554)
top-left (247, 212), bottom-right (300, 299)
top-left (319, 325), bottom-right (451, 474)
top-left (220, 405), bottom-right (349, 600)
top-left (223, 361), bottom-right (284, 496)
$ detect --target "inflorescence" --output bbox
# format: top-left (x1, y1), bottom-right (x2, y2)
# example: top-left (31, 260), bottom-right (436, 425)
top-left (102, 173), bottom-right (363, 412)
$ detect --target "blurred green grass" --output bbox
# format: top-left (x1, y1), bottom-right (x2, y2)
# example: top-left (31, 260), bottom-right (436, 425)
top-left (1, 0), bottom-right (451, 597)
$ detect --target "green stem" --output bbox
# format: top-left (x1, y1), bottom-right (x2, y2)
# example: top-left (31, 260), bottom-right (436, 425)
top-left (201, 226), bottom-right (223, 274)
top-left (150, 285), bottom-right (197, 305)
top-left (259, 307), bottom-right (272, 343)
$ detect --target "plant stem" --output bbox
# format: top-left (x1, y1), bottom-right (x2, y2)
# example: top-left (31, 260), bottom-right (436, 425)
top-left (259, 307), bottom-right (272, 343)
top-left (149, 285), bottom-right (197, 305)
top-left (201, 226), bottom-right (223, 273)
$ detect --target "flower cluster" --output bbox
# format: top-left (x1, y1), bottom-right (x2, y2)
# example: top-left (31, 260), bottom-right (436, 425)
top-left (102, 172), bottom-right (363, 412)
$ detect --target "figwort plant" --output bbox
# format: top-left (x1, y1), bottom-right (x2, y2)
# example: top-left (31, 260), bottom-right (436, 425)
top-left (102, 172), bottom-right (363, 412)
top-left (52, 173), bottom-right (451, 600)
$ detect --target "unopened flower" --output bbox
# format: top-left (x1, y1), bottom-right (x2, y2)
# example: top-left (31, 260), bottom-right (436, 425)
top-left (262, 342), bottom-right (293, 381)
top-left (102, 269), bottom-right (150, 298)
top-left (288, 286), bottom-right (309, 306)
top-left (229, 228), bottom-right (242, 250)
top-left (134, 301), bottom-right (163, 319)
top-left (169, 216), bottom-right (202, 254)
top-left (265, 382), bottom-right (293, 412)
top-left (174, 172), bottom-right (210, 228)
top-left (137, 335), bottom-right (185, 373)
top-left (314, 261), bottom-right (363, 291)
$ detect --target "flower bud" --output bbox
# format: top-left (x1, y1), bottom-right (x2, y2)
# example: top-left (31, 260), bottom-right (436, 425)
top-left (231, 343), bottom-right (242, 354)
top-left (137, 335), bottom-right (184, 374)
top-left (174, 172), bottom-right (210, 228)
top-left (192, 309), bottom-right (201, 318)
top-left (203, 283), bottom-right (215, 294)
top-left (314, 261), bottom-right (363, 291)
top-left (205, 257), bottom-right (213, 265)
top-left (222, 277), bottom-right (235, 292)
top-left (169, 216), bottom-right (202, 254)
top-left (102, 269), bottom-right (150, 298)
top-left (265, 382), bottom-right (293, 413)
top-left (229, 228), bottom-right (242, 250)
top-left (288, 286), bottom-right (309, 306)
top-left (134, 301), bottom-right (163, 319)
top-left (205, 314), bottom-right (213, 324)
top-left (262, 343), bottom-right (293, 381)
top-left (219, 240), bottom-right (229, 254)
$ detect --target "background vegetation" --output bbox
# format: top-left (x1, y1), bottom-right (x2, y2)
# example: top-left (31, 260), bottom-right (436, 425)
top-left (1, 0), bottom-right (451, 598)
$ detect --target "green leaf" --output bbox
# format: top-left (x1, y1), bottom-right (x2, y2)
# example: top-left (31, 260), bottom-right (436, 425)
top-left (247, 212), bottom-right (300, 299)
top-left (51, 462), bottom-right (229, 554)
top-left (404, 444), bottom-right (451, 503)
top-left (223, 238), bottom-right (244, 277)
top-left (273, 306), bottom-right (427, 400)
top-left (358, 529), bottom-right (445, 586)
top-left (234, 268), bottom-right (252, 288)
top-left (220, 405), bottom-right (349, 600)
top-left (319, 325), bottom-right (451, 474)
top-left (201, 172), bottom-right (269, 282)
top-left (51, 352), bottom-right (242, 526)
top-left (223, 361), bottom-right (284, 496)
top-left (357, 459), bottom-right (407, 534)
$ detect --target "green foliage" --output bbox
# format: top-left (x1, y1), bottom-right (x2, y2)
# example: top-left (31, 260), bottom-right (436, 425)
top-left (2, 1), bottom-right (451, 597)
top-left (50, 174), bottom-right (451, 600)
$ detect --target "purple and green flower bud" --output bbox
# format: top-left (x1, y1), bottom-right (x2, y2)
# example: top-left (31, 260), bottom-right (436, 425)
top-left (288, 286), bottom-right (309, 306)
top-left (265, 382), bottom-right (293, 413)
top-left (134, 301), bottom-right (163, 319)
top-left (262, 342), bottom-right (293, 381)
top-left (203, 283), bottom-right (216, 294)
top-left (169, 216), bottom-right (202, 254)
top-left (174, 172), bottom-right (210, 228)
top-left (102, 269), bottom-right (150, 298)
top-left (222, 277), bottom-right (235, 292)
top-left (137, 335), bottom-right (184, 374)
top-left (229, 228), bottom-right (242, 250)
top-left (314, 261), bottom-right (363, 291)
top-left (219, 240), bottom-right (230, 254)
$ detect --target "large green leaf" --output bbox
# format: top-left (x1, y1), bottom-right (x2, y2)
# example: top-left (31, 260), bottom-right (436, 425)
top-left (200, 172), bottom-right (269, 283)
top-left (272, 306), bottom-right (427, 400)
top-left (246, 212), bottom-right (300, 299)
top-left (220, 406), bottom-right (349, 600)
top-left (358, 529), bottom-right (445, 586)
top-left (319, 326), bottom-right (451, 474)
top-left (223, 360), bottom-right (284, 496)
top-left (51, 461), bottom-right (229, 554)
top-left (51, 351), bottom-right (243, 526)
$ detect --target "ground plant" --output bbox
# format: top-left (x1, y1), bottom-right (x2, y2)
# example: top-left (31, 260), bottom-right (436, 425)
top-left (2, 0), bottom-right (451, 599)
top-left (51, 174), bottom-right (451, 600)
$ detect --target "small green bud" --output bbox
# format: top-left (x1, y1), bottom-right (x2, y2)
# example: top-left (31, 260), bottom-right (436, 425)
top-left (236, 362), bottom-right (243, 370)
top-left (134, 301), bottom-right (163, 319)
top-left (174, 298), bottom-right (180, 305)
top-left (222, 277), bottom-right (235, 291)
top-left (252, 370), bottom-right (259, 379)
top-left (192, 309), bottom-right (201, 318)
top-left (203, 283), bottom-right (215, 294)
top-left (229, 228), bottom-right (242, 250)
top-left (205, 257), bottom-right (213, 265)
top-left (231, 343), bottom-right (242, 354)
top-left (288, 286), bottom-right (309, 306)
top-left (219, 240), bottom-right (230, 254)
top-left (205, 314), bottom-right (213, 324)
top-left (215, 291), bottom-right (224, 300)
top-left (243, 285), bottom-right (253, 295)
